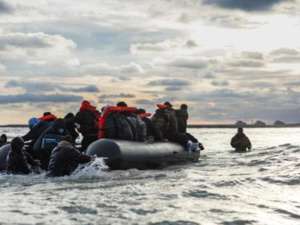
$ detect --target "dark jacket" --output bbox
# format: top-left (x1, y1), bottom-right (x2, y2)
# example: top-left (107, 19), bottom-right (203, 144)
top-left (122, 112), bottom-right (146, 141)
top-left (22, 121), bottom-right (53, 142)
top-left (46, 141), bottom-right (91, 177)
top-left (231, 133), bottom-right (252, 152)
top-left (175, 109), bottom-right (188, 133)
top-left (67, 110), bottom-right (98, 137)
top-left (6, 137), bottom-right (39, 174)
top-left (64, 113), bottom-right (79, 142)
top-left (141, 117), bottom-right (154, 137)
top-left (151, 108), bottom-right (170, 140)
top-left (105, 112), bottom-right (134, 141)
top-left (33, 119), bottom-right (71, 151)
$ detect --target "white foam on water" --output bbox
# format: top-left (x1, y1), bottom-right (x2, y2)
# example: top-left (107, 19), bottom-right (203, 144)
top-left (71, 157), bottom-right (109, 179)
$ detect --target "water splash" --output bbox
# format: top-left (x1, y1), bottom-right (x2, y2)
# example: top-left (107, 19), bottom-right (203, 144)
top-left (71, 157), bottom-right (109, 179)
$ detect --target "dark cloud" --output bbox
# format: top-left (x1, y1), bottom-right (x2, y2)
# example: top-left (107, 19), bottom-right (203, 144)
top-left (165, 86), bottom-right (182, 91)
top-left (242, 51), bottom-right (264, 60)
top-left (211, 80), bottom-right (229, 86)
top-left (202, 0), bottom-right (291, 12)
top-left (0, 93), bottom-right (82, 104)
top-left (148, 79), bottom-right (192, 86)
top-left (62, 85), bottom-right (100, 93)
top-left (0, 1), bottom-right (13, 14)
top-left (284, 81), bottom-right (300, 86)
top-left (99, 93), bottom-right (135, 100)
top-left (204, 72), bottom-right (215, 79)
top-left (273, 56), bottom-right (300, 63)
top-left (136, 99), bottom-right (155, 105)
top-left (5, 80), bottom-right (99, 93)
top-left (228, 60), bottom-right (264, 68)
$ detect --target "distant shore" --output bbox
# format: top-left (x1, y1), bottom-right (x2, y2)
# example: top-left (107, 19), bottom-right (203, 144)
top-left (0, 124), bottom-right (300, 128)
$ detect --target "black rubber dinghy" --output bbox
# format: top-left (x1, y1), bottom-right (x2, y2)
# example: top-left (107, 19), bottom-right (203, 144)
top-left (0, 144), bottom-right (10, 171)
top-left (86, 138), bottom-right (200, 170)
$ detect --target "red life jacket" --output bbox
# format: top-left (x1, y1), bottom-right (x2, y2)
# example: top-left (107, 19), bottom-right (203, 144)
top-left (138, 113), bottom-right (152, 118)
top-left (98, 106), bottom-right (137, 139)
top-left (38, 114), bottom-right (57, 121)
top-left (156, 104), bottom-right (168, 109)
top-left (79, 100), bottom-right (96, 112)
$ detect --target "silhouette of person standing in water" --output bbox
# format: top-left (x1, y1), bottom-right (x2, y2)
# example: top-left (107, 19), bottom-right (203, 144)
top-left (231, 127), bottom-right (252, 152)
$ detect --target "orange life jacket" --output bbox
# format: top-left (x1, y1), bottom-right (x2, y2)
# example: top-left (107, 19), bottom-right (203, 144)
top-left (38, 114), bottom-right (57, 121)
top-left (156, 104), bottom-right (168, 109)
top-left (138, 113), bottom-right (152, 118)
top-left (98, 106), bottom-right (137, 139)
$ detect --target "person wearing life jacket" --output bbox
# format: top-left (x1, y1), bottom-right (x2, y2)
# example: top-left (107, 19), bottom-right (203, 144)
top-left (116, 102), bottom-right (146, 141)
top-left (135, 108), bottom-right (154, 141)
top-left (39, 112), bottom-right (57, 123)
top-left (46, 141), bottom-right (95, 177)
top-left (231, 127), bottom-right (252, 152)
top-left (33, 118), bottom-right (72, 170)
top-left (64, 113), bottom-right (79, 143)
top-left (0, 134), bottom-right (8, 147)
top-left (105, 104), bottom-right (135, 141)
top-left (6, 137), bottom-right (41, 175)
top-left (66, 100), bottom-right (98, 152)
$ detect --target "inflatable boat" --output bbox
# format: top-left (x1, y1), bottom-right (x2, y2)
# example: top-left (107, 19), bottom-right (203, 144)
top-left (0, 139), bottom-right (200, 172)
top-left (85, 139), bottom-right (200, 170)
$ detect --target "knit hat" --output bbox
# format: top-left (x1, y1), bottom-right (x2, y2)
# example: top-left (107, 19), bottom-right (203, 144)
top-left (28, 117), bottom-right (39, 129)
top-left (164, 101), bottom-right (173, 108)
top-left (116, 101), bottom-right (128, 107)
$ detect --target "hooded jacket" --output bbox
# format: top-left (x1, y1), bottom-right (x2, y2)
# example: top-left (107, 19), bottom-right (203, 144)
top-left (175, 109), bottom-right (189, 133)
top-left (231, 133), bottom-right (252, 152)
top-left (46, 141), bottom-right (91, 177)
top-left (105, 111), bottom-right (134, 141)
top-left (6, 137), bottom-right (38, 174)
top-left (151, 108), bottom-right (170, 140)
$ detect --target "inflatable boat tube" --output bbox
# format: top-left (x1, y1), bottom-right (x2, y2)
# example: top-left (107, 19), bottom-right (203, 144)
top-left (86, 139), bottom-right (200, 170)
top-left (0, 144), bottom-right (10, 171)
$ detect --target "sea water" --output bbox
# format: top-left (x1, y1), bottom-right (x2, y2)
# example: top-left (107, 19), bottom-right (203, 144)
top-left (0, 127), bottom-right (299, 224)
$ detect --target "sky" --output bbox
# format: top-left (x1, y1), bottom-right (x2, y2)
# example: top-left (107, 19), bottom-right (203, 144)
top-left (0, 0), bottom-right (300, 125)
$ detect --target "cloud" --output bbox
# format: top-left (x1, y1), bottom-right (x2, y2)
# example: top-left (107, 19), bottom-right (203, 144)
top-left (121, 62), bottom-right (145, 74)
top-left (202, 0), bottom-right (291, 12)
top-left (0, 1), bottom-right (13, 14)
top-left (211, 80), bottom-right (229, 86)
top-left (0, 93), bottom-right (83, 104)
top-left (204, 72), bottom-right (216, 79)
top-left (153, 56), bottom-right (215, 69)
top-left (165, 86), bottom-right (182, 91)
top-left (136, 99), bottom-right (155, 105)
top-left (99, 93), bottom-right (135, 100)
top-left (5, 80), bottom-right (99, 93)
top-left (284, 81), bottom-right (300, 86)
top-left (270, 48), bottom-right (300, 56)
top-left (0, 32), bottom-right (76, 51)
top-left (131, 39), bottom-right (198, 54)
top-left (148, 79), bottom-right (192, 86)
top-left (228, 60), bottom-right (264, 68)
top-left (242, 51), bottom-right (264, 60)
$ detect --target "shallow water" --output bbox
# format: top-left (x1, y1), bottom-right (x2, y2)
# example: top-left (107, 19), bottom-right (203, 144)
top-left (0, 127), bottom-right (299, 224)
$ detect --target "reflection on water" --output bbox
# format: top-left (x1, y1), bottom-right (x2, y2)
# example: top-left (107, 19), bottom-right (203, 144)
top-left (0, 127), bottom-right (299, 224)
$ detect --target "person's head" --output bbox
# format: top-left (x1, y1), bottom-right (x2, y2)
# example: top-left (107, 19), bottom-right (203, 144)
top-left (28, 117), bottom-right (39, 130)
top-left (164, 101), bottom-right (173, 108)
top-left (180, 104), bottom-right (188, 110)
top-left (10, 136), bottom-right (24, 153)
top-left (135, 108), bottom-right (146, 115)
top-left (43, 112), bottom-right (52, 116)
top-left (53, 118), bottom-right (66, 134)
top-left (238, 127), bottom-right (243, 134)
top-left (64, 112), bottom-right (74, 119)
top-left (0, 134), bottom-right (7, 143)
top-left (116, 101), bottom-right (127, 107)
top-left (58, 140), bottom-right (72, 148)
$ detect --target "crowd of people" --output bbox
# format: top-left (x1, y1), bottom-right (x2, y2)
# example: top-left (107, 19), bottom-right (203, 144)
top-left (0, 100), bottom-right (206, 177)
